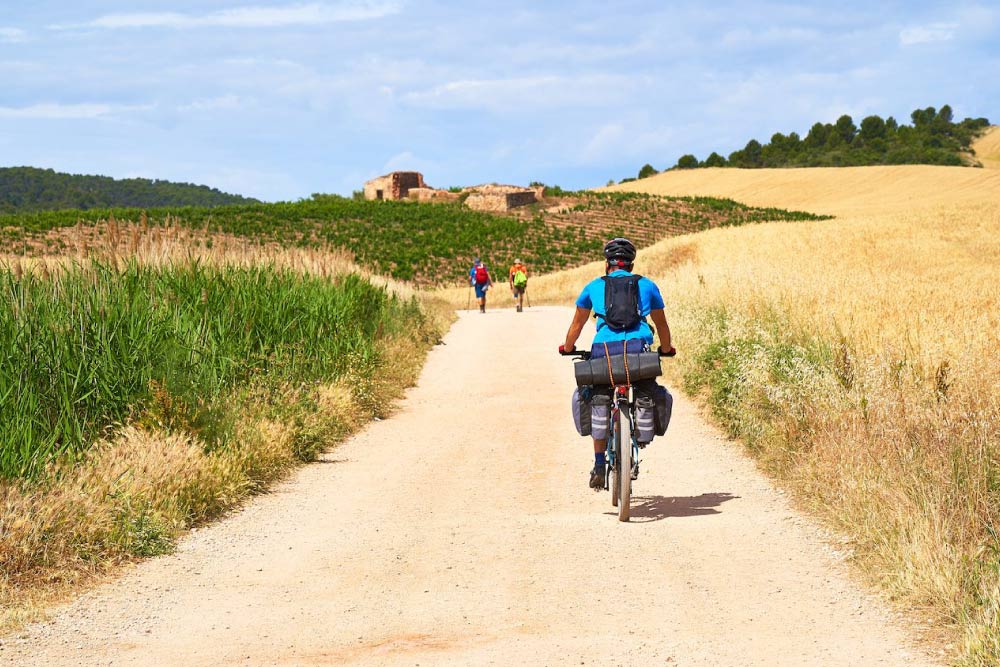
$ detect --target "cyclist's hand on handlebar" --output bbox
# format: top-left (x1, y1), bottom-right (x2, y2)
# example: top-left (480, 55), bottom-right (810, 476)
top-left (558, 344), bottom-right (575, 354)
top-left (658, 346), bottom-right (677, 357)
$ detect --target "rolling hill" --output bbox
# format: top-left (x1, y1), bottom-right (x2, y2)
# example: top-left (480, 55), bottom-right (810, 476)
top-left (606, 127), bottom-right (1000, 217)
top-left (974, 125), bottom-right (1000, 169)
top-left (0, 167), bottom-right (258, 212)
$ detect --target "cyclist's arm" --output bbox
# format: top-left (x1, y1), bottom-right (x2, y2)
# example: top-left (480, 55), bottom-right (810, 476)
top-left (649, 308), bottom-right (672, 351)
top-left (563, 307), bottom-right (591, 351)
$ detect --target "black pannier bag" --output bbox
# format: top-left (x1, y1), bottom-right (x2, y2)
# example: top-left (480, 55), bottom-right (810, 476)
top-left (572, 386), bottom-right (592, 436)
top-left (602, 275), bottom-right (643, 330)
top-left (574, 352), bottom-right (661, 387)
top-left (654, 384), bottom-right (673, 436)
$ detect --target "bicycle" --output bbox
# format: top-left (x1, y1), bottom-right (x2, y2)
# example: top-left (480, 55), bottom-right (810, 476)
top-left (560, 345), bottom-right (675, 522)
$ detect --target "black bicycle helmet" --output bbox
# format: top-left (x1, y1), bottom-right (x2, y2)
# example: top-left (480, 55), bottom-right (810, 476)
top-left (603, 237), bottom-right (636, 264)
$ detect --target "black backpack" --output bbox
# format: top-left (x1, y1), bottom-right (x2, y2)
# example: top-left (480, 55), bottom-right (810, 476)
top-left (601, 275), bottom-right (643, 331)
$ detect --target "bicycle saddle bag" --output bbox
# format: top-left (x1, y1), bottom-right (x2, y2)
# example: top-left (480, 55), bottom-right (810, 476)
top-left (574, 352), bottom-right (662, 386)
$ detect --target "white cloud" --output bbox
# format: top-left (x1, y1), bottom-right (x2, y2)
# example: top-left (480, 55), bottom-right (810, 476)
top-left (496, 38), bottom-right (658, 66)
top-left (580, 124), bottom-right (626, 163)
top-left (721, 26), bottom-right (820, 47)
top-left (223, 57), bottom-right (303, 68)
top-left (0, 103), bottom-right (151, 119)
top-left (402, 74), bottom-right (642, 112)
top-left (578, 122), bottom-right (677, 165)
top-left (0, 27), bottom-right (27, 43)
top-left (899, 22), bottom-right (957, 46)
top-left (179, 95), bottom-right (243, 112)
top-left (53, 1), bottom-right (402, 30)
top-left (381, 151), bottom-right (438, 175)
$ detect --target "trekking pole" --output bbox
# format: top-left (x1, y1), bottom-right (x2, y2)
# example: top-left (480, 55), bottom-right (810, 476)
top-left (526, 291), bottom-right (532, 308)
top-left (466, 284), bottom-right (471, 311)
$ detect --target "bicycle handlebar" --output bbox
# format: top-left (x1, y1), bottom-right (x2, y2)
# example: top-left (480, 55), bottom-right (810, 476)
top-left (558, 345), bottom-right (676, 359)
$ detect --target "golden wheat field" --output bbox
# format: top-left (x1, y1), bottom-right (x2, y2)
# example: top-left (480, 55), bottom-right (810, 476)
top-left (974, 125), bottom-right (1000, 169)
top-left (506, 128), bottom-right (1000, 665)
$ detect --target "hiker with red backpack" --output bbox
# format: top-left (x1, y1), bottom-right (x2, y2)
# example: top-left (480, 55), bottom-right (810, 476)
top-left (469, 257), bottom-right (493, 314)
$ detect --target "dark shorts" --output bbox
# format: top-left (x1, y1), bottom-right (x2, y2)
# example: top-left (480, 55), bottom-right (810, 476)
top-left (512, 285), bottom-right (526, 295)
top-left (474, 282), bottom-right (489, 298)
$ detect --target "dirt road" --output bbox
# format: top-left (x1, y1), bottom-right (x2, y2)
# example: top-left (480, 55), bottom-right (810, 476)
top-left (4, 307), bottom-right (939, 666)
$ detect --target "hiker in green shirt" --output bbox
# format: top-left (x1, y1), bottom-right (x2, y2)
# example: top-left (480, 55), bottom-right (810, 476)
top-left (508, 259), bottom-right (528, 313)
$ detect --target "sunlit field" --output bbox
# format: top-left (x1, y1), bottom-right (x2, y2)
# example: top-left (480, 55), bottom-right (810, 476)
top-left (513, 131), bottom-right (1000, 665)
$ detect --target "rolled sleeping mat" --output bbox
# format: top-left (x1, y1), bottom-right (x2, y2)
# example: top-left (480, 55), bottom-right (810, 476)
top-left (574, 352), bottom-right (662, 386)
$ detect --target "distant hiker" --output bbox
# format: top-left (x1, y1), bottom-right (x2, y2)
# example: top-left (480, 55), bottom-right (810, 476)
top-left (469, 257), bottom-right (492, 314)
top-left (508, 258), bottom-right (529, 312)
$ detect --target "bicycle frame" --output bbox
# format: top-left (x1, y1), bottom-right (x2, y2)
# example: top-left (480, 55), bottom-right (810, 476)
top-left (606, 384), bottom-right (640, 521)
top-left (560, 343), bottom-right (674, 522)
top-left (604, 386), bottom-right (632, 481)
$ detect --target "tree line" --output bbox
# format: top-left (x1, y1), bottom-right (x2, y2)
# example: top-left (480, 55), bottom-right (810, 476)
top-left (626, 105), bottom-right (991, 181)
top-left (0, 167), bottom-right (257, 213)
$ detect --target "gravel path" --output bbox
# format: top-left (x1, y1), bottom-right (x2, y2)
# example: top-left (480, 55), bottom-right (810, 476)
top-left (2, 306), bottom-right (940, 666)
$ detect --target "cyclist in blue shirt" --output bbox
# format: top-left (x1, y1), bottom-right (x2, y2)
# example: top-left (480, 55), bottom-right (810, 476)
top-left (561, 238), bottom-right (674, 489)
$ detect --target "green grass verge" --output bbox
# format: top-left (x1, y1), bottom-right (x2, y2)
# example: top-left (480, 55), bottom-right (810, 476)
top-left (0, 261), bottom-right (429, 479)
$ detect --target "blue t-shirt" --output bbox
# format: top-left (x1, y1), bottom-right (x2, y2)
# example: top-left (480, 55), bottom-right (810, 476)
top-left (575, 270), bottom-right (665, 345)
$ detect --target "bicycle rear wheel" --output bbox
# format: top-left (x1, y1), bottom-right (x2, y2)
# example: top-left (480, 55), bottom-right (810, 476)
top-left (617, 404), bottom-right (632, 522)
top-left (610, 408), bottom-right (619, 508)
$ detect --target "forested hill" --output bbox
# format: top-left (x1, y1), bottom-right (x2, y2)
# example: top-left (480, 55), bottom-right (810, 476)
top-left (0, 167), bottom-right (258, 212)
top-left (627, 105), bottom-right (990, 181)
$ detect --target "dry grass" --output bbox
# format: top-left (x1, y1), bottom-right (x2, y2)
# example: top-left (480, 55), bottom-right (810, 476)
top-left (0, 221), bottom-right (452, 631)
top-left (634, 183), bottom-right (998, 665)
top-left (0, 319), bottom-right (449, 630)
top-left (511, 150), bottom-right (1000, 664)
top-left (0, 216), bottom-right (420, 301)
top-left (1, 381), bottom-right (340, 629)
top-left (605, 163), bottom-right (1000, 217)
top-left (974, 126), bottom-right (1000, 169)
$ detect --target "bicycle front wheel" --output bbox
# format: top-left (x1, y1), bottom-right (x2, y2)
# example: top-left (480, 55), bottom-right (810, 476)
top-left (617, 405), bottom-right (632, 522)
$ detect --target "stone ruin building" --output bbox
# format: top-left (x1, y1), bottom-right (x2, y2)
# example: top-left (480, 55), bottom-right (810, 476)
top-left (463, 184), bottom-right (544, 213)
top-left (363, 172), bottom-right (427, 200)
top-left (363, 172), bottom-right (544, 212)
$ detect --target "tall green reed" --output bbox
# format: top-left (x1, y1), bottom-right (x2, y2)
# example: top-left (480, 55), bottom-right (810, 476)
top-left (0, 261), bottom-right (420, 478)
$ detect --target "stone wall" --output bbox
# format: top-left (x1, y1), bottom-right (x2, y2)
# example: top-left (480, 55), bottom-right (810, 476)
top-left (464, 184), bottom-right (538, 212)
top-left (506, 190), bottom-right (537, 209)
top-left (363, 175), bottom-right (539, 210)
top-left (464, 192), bottom-right (509, 212)
top-left (393, 172), bottom-right (425, 198)
top-left (408, 187), bottom-right (460, 202)
top-left (363, 175), bottom-right (393, 201)
top-left (363, 172), bottom-right (427, 200)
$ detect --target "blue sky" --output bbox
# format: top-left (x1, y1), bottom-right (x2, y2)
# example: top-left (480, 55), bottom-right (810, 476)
top-left (1, 1), bottom-right (997, 201)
